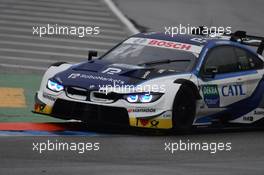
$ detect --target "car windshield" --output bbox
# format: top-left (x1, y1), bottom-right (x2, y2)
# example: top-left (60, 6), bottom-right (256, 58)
top-left (102, 37), bottom-right (198, 72)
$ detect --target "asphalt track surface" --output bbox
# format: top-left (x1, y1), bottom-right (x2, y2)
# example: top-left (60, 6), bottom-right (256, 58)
top-left (0, 0), bottom-right (264, 175)
top-left (0, 129), bottom-right (264, 175)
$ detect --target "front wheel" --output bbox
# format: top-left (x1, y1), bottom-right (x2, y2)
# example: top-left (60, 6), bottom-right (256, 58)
top-left (172, 86), bottom-right (196, 132)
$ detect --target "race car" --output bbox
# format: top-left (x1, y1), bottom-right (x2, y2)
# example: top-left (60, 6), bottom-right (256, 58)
top-left (33, 30), bottom-right (264, 131)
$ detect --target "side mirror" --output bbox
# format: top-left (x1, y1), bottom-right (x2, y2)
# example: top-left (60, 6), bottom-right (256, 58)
top-left (88, 50), bottom-right (98, 61)
top-left (203, 66), bottom-right (218, 79)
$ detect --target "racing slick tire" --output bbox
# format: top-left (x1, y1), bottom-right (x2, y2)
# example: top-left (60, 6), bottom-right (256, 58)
top-left (172, 85), bottom-right (196, 132)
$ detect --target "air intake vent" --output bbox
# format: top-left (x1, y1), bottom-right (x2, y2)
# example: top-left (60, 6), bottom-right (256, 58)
top-left (66, 87), bottom-right (88, 101)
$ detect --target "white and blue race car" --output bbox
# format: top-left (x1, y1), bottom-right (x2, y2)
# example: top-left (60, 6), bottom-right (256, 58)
top-left (34, 31), bottom-right (264, 131)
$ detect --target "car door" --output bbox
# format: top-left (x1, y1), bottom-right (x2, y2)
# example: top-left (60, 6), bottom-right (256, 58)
top-left (197, 45), bottom-right (263, 111)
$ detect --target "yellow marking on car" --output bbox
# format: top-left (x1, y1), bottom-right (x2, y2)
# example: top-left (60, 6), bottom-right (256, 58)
top-left (0, 87), bottom-right (26, 108)
top-left (129, 118), bottom-right (172, 129)
top-left (34, 103), bottom-right (52, 114)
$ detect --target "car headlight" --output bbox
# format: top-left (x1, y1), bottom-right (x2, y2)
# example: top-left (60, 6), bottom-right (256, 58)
top-left (126, 94), bottom-right (138, 103)
top-left (47, 79), bottom-right (64, 92)
top-left (124, 93), bottom-right (162, 103)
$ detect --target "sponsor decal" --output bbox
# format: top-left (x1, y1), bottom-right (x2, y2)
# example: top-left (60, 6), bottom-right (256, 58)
top-left (128, 108), bottom-right (156, 113)
top-left (101, 67), bottom-right (122, 75)
top-left (127, 109), bottom-right (133, 113)
top-left (129, 117), bottom-right (172, 129)
top-left (202, 85), bottom-right (220, 108)
top-left (68, 73), bottom-right (124, 85)
top-left (161, 112), bottom-right (172, 118)
top-left (254, 110), bottom-right (264, 115)
top-left (68, 73), bottom-right (81, 79)
top-left (89, 85), bottom-right (96, 90)
top-left (148, 39), bottom-right (191, 51)
top-left (34, 103), bottom-right (52, 114)
top-left (138, 118), bottom-right (148, 126)
top-left (42, 92), bottom-right (56, 101)
top-left (124, 37), bottom-right (202, 53)
top-left (34, 103), bottom-right (46, 112)
top-left (150, 120), bottom-right (159, 127)
top-left (190, 38), bottom-right (208, 44)
top-left (141, 71), bottom-right (151, 79)
top-left (136, 118), bottom-right (159, 127)
top-left (221, 84), bottom-right (246, 97)
top-left (243, 116), bottom-right (254, 121)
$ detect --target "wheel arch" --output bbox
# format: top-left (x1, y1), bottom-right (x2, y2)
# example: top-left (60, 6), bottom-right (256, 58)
top-left (173, 79), bottom-right (202, 100)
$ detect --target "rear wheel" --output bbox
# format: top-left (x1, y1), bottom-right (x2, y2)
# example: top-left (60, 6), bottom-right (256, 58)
top-left (172, 86), bottom-right (196, 132)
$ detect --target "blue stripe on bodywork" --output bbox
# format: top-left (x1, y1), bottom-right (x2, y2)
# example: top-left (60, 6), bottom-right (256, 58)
top-left (194, 70), bottom-right (258, 82)
top-left (213, 70), bottom-right (257, 80)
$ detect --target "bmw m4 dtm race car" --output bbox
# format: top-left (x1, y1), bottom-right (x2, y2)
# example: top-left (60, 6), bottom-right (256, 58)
top-left (34, 30), bottom-right (264, 131)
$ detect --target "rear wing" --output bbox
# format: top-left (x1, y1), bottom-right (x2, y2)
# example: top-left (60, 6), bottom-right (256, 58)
top-left (192, 27), bottom-right (264, 55)
top-left (230, 31), bottom-right (264, 55)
